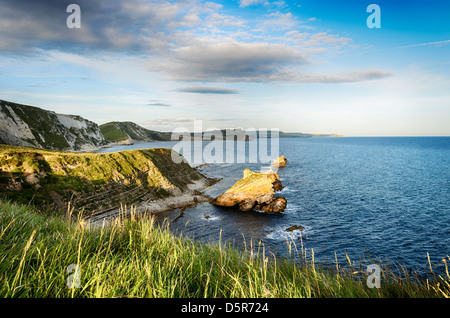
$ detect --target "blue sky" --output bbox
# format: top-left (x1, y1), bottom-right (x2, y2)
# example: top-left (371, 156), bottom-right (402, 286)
top-left (0, 0), bottom-right (449, 136)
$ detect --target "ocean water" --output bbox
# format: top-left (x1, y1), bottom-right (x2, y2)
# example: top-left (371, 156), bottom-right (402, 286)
top-left (97, 137), bottom-right (450, 276)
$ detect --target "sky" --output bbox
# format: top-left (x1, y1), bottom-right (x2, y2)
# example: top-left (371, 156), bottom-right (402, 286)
top-left (0, 0), bottom-right (449, 136)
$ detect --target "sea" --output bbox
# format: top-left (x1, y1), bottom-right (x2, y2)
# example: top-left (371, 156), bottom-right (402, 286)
top-left (96, 137), bottom-right (450, 277)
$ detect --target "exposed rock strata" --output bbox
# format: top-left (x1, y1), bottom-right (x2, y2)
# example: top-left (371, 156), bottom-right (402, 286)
top-left (0, 145), bottom-right (214, 219)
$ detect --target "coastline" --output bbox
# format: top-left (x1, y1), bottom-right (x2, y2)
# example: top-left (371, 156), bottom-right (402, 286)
top-left (1, 138), bottom-right (449, 298)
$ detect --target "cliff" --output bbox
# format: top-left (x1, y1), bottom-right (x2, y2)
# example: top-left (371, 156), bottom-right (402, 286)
top-left (0, 99), bottom-right (108, 151)
top-left (100, 121), bottom-right (172, 144)
top-left (0, 145), bottom-right (210, 216)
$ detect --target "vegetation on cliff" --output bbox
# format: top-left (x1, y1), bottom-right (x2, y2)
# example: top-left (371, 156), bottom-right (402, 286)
top-left (99, 121), bottom-right (172, 144)
top-left (0, 145), bottom-right (205, 216)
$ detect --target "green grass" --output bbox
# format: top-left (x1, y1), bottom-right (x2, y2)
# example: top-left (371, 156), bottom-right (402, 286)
top-left (0, 199), bottom-right (449, 298)
top-left (99, 122), bottom-right (129, 142)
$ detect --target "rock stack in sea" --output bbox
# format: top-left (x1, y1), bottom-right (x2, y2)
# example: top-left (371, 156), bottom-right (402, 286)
top-left (272, 155), bottom-right (288, 168)
top-left (212, 168), bottom-right (287, 213)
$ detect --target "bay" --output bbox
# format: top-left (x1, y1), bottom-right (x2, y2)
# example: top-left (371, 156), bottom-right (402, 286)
top-left (97, 137), bottom-right (450, 276)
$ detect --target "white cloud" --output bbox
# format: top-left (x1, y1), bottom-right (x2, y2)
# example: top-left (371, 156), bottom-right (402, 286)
top-left (262, 12), bottom-right (298, 30)
top-left (147, 38), bottom-right (391, 83)
top-left (239, 0), bottom-right (264, 8)
top-left (142, 117), bottom-right (199, 131)
top-left (391, 39), bottom-right (450, 49)
top-left (293, 69), bottom-right (393, 83)
top-left (303, 32), bottom-right (351, 47)
top-left (147, 40), bottom-right (308, 82)
top-left (176, 86), bottom-right (240, 94)
top-left (0, 0), bottom-right (392, 86)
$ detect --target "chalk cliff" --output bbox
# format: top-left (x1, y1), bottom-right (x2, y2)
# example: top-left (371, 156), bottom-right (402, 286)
top-left (0, 99), bottom-right (107, 151)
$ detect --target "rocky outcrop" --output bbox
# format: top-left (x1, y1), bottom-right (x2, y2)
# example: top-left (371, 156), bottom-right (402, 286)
top-left (212, 168), bottom-right (287, 213)
top-left (0, 99), bottom-right (108, 151)
top-left (272, 155), bottom-right (288, 167)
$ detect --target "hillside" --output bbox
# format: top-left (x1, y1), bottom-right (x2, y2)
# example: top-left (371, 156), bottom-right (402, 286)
top-left (0, 99), bottom-right (108, 151)
top-left (100, 121), bottom-right (172, 144)
top-left (0, 145), bottom-right (210, 216)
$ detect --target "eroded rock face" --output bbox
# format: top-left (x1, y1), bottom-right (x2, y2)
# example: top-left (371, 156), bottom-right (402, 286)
top-left (212, 168), bottom-right (287, 213)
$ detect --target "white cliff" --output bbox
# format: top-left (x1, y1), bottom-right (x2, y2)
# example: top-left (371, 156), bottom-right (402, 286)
top-left (0, 99), bottom-right (107, 151)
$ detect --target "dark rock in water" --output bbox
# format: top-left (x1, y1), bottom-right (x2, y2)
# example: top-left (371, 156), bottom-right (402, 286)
top-left (260, 196), bottom-right (287, 213)
top-left (271, 197), bottom-right (287, 213)
top-left (239, 199), bottom-right (256, 211)
top-left (285, 225), bottom-right (305, 232)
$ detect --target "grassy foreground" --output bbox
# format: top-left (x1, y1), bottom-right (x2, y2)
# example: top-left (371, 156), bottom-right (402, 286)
top-left (0, 199), bottom-right (449, 298)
